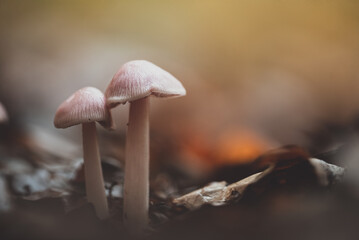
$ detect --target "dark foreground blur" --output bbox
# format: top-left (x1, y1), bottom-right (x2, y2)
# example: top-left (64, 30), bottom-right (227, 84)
top-left (0, 121), bottom-right (357, 240)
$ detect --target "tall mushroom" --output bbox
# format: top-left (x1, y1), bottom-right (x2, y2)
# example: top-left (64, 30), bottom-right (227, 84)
top-left (54, 87), bottom-right (112, 219)
top-left (105, 60), bottom-right (186, 233)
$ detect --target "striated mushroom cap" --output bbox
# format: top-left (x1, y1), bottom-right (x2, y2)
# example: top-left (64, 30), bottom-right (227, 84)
top-left (54, 87), bottom-right (113, 129)
top-left (0, 102), bottom-right (8, 123)
top-left (105, 60), bottom-right (186, 107)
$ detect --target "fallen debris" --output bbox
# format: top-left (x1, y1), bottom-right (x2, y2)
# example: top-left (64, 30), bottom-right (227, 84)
top-left (308, 158), bottom-right (345, 186)
top-left (174, 155), bottom-right (345, 210)
top-left (173, 169), bottom-right (271, 210)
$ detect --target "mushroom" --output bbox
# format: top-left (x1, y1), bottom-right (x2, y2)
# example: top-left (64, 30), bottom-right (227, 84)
top-left (105, 60), bottom-right (186, 232)
top-left (0, 102), bottom-right (8, 123)
top-left (54, 87), bottom-right (112, 219)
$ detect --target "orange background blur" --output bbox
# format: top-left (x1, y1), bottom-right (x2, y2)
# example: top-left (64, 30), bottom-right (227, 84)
top-left (1, 1), bottom-right (359, 169)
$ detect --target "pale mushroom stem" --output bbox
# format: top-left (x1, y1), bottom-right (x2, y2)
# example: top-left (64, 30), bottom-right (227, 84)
top-left (124, 97), bottom-right (150, 234)
top-left (82, 122), bottom-right (109, 219)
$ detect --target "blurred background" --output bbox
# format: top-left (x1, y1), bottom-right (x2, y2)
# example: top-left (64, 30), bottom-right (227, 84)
top-left (1, 0), bottom-right (359, 175)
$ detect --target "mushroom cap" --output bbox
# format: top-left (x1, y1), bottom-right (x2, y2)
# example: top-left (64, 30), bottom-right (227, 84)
top-left (105, 60), bottom-right (186, 107)
top-left (0, 102), bottom-right (8, 123)
top-left (54, 87), bottom-right (113, 129)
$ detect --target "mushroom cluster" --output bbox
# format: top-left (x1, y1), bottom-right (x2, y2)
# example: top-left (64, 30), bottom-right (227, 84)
top-left (54, 60), bottom-right (186, 233)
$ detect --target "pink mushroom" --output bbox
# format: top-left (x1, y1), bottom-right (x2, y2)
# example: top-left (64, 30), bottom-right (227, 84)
top-left (54, 87), bottom-right (112, 219)
top-left (0, 102), bottom-right (8, 123)
top-left (105, 60), bottom-right (186, 233)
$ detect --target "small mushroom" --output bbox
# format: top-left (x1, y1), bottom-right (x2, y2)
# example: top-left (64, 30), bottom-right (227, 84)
top-left (105, 60), bottom-right (186, 233)
top-left (54, 87), bottom-right (112, 219)
top-left (0, 102), bottom-right (8, 123)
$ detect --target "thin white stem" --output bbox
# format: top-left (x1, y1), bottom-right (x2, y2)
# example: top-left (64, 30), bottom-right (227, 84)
top-left (124, 97), bottom-right (150, 234)
top-left (82, 122), bottom-right (109, 219)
